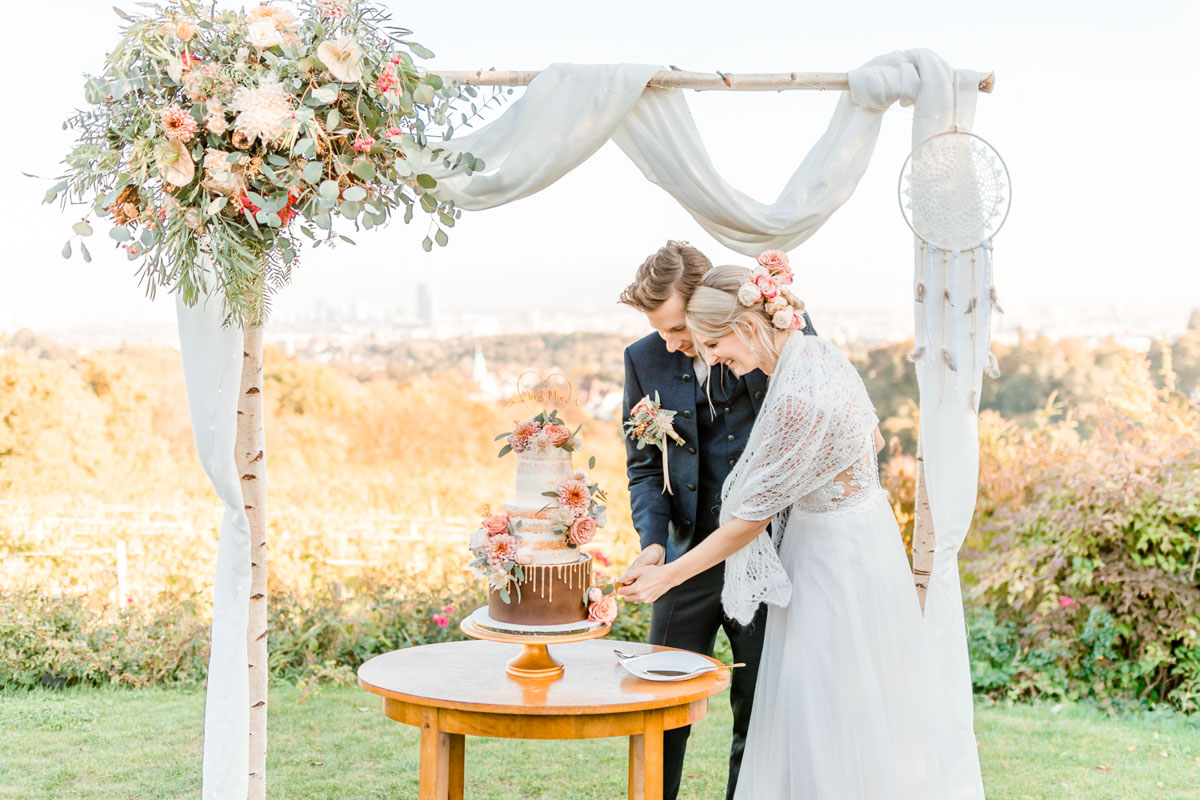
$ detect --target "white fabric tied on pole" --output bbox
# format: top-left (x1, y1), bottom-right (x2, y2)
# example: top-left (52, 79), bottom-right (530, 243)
top-left (177, 289), bottom-right (253, 800)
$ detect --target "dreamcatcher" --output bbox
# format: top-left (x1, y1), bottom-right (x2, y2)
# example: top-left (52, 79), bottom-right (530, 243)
top-left (899, 117), bottom-right (1011, 409)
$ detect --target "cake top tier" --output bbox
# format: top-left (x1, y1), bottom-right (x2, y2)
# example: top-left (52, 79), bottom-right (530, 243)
top-left (512, 449), bottom-right (575, 508)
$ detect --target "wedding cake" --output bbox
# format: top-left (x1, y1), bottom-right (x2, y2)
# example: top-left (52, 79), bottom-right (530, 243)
top-left (468, 411), bottom-right (616, 628)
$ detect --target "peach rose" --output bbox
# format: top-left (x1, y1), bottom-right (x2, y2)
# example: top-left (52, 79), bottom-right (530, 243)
top-left (588, 595), bottom-right (618, 625)
top-left (756, 249), bottom-right (789, 271)
top-left (544, 424), bottom-right (571, 446)
top-left (481, 514), bottom-right (510, 536)
top-left (568, 515), bottom-right (598, 546)
top-left (753, 274), bottom-right (778, 299)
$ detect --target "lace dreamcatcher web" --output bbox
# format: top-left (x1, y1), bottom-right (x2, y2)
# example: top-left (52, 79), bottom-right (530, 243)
top-left (898, 104), bottom-right (1012, 406)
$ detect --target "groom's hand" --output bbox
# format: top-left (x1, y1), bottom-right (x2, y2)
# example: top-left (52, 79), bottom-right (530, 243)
top-left (619, 544), bottom-right (665, 584)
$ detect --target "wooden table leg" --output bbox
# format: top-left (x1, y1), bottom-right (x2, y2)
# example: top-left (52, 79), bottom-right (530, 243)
top-left (418, 707), bottom-right (451, 800)
top-left (448, 732), bottom-right (465, 800)
top-left (628, 709), bottom-right (665, 800)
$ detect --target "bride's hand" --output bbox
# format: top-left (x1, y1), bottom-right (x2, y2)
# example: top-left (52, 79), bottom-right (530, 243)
top-left (617, 564), bottom-right (676, 604)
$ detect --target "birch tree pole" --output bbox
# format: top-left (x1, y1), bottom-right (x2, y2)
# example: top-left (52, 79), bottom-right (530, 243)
top-left (236, 322), bottom-right (267, 798)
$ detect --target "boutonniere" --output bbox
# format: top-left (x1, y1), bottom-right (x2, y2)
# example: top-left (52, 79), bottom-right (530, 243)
top-left (624, 391), bottom-right (687, 495)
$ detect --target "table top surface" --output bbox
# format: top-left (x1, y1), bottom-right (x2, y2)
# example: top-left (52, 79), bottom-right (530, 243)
top-left (357, 639), bottom-right (730, 715)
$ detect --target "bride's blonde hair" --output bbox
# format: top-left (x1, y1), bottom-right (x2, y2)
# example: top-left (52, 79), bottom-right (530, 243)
top-left (686, 265), bottom-right (796, 370)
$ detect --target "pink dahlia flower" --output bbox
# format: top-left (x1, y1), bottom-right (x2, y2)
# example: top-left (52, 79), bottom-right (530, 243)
top-left (556, 479), bottom-right (591, 517)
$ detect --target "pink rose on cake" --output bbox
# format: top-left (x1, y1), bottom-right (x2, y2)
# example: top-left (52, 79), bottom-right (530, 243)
top-left (485, 533), bottom-right (518, 566)
top-left (544, 423), bottom-right (571, 446)
top-left (481, 513), bottom-right (511, 536)
top-left (533, 431), bottom-right (553, 451)
top-left (588, 587), bottom-right (604, 604)
top-left (507, 419), bottom-right (542, 453)
top-left (588, 595), bottom-right (618, 625)
top-left (568, 515), bottom-right (597, 546)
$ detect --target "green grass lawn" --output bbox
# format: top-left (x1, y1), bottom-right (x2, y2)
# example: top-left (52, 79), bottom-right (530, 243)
top-left (1, 683), bottom-right (1197, 799)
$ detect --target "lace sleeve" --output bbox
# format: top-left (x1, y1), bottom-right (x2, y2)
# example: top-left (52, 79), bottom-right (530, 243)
top-left (718, 335), bottom-right (879, 623)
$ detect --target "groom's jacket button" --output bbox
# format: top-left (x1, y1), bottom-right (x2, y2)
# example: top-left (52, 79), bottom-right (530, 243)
top-left (682, 374), bottom-right (692, 382)
top-left (686, 483), bottom-right (696, 492)
top-left (754, 391), bottom-right (763, 400)
top-left (724, 406), bottom-right (731, 414)
top-left (682, 410), bottom-right (692, 419)
top-left (728, 458), bottom-right (736, 466)
top-left (687, 446), bottom-right (696, 454)
top-left (727, 434), bottom-right (736, 441)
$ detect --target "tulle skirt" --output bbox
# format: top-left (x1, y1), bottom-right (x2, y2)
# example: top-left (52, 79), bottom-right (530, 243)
top-left (733, 490), bottom-right (952, 800)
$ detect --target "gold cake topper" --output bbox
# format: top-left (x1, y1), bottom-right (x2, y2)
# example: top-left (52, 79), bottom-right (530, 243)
top-left (502, 371), bottom-right (582, 415)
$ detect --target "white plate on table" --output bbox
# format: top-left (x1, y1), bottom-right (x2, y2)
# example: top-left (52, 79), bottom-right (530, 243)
top-left (618, 650), bottom-right (720, 682)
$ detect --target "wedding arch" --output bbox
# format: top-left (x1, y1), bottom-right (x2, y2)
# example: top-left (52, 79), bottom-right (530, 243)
top-left (53, 10), bottom-right (995, 796)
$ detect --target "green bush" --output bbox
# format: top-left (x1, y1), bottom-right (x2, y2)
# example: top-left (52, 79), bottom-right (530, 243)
top-left (968, 355), bottom-right (1200, 711)
top-left (1, 574), bottom-right (655, 690)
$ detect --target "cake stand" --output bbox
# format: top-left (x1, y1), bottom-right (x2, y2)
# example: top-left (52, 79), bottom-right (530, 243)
top-left (460, 610), bottom-right (611, 680)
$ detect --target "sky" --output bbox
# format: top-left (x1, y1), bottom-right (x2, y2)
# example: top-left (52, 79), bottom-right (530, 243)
top-left (2, 0), bottom-right (1197, 340)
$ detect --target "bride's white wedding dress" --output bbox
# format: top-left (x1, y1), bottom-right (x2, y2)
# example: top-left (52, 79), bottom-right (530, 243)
top-left (720, 333), bottom-right (984, 800)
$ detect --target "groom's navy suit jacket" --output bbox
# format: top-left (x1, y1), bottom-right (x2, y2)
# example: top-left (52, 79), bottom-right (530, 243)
top-left (622, 336), bottom-right (769, 564)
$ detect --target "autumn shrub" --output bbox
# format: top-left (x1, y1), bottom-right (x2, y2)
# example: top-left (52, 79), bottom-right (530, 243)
top-left (966, 353), bottom-right (1200, 711)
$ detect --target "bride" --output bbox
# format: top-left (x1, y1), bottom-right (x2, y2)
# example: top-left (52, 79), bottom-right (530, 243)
top-left (618, 264), bottom-right (984, 799)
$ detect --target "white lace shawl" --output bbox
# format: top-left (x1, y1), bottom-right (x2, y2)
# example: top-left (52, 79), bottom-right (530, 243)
top-left (720, 334), bottom-right (881, 624)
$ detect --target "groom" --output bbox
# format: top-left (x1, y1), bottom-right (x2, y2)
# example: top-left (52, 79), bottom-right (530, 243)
top-left (617, 241), bottom-right (815, 800)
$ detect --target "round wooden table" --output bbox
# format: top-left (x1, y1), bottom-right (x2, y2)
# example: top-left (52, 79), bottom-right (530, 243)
top-left (357, 638), bottom-right (730, 800)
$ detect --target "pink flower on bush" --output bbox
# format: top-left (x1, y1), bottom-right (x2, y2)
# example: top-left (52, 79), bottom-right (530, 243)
top-left (431, 613), bottom-right (449, 628)
top-left (486, 533), bottom-right (518, 565)
top-left (441, 604), bottom-right (455, 614)
top-left (753, 274), bottom-right (779, 299)
top-left (544, 423), bottom-right (571, 446)
top-left (756, 249), bottom-right (789, 271)
top-left (352, 136), bottom-right (375, 152)
top-left (481, 513), bottom-right (510, 536)
top-left (588, 595), bottom-right (618, 625)
top-left (588, 550), bottom-right (613, 568)
top-left (557, 479), bottom-right (591, 517)
top-left (385, 127), bottom-right (404, 137)
top-left (568, 515), bottom-right (598, 546)
top-left (1059, 595), bottom-right (1076, 609)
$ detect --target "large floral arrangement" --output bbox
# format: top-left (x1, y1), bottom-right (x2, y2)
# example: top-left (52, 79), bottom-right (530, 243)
top-left (495, 409), bottom-right (583, 457)
top-left (48, 0), bottom-right (498, 323)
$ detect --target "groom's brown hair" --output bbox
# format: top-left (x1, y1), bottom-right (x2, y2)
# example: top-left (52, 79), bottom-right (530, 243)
top-left (618, 241), bottom-right (712, 312)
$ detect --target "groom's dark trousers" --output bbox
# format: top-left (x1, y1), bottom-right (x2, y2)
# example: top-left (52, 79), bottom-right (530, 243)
top-left (623, 321), bottom-right (813, 800)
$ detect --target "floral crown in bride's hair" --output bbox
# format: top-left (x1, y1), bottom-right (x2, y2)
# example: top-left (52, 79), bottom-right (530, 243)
top-left (737, 250), bottom-right (807, 331)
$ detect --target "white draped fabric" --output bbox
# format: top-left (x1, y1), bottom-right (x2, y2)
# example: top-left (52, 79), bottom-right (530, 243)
top-left (178, 290), bottom-right (253, 800)
top-left (187, 49), bottom-right (985, 797)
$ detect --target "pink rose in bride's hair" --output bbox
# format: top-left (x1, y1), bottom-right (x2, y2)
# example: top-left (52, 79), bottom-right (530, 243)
top-left (588, 595), bottom-right (618, 625)
top-left (772, 309), bottom-right (795, 330)
top-left (568, 515), bottom-right (598, 546)
top-left (789, 312), bottom-right (806, 331)
top-left (481, 514), bottom-right (511, 536)
top-left (771, 264), bottom-right (794, 285)
top-left (753, 274), bottom-right (779, 299)
top-left (544, 424), bottom-right (571, 446)
top-left (756, 249), bottom-right (789, 271)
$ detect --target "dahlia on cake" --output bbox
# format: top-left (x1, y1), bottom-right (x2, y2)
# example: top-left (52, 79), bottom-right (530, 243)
top-left (468, 410), bottom-right (618, 628)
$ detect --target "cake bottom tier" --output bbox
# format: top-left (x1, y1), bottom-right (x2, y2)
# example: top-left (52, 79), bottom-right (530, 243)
top-left (487, 556), bottom-right (593, 625)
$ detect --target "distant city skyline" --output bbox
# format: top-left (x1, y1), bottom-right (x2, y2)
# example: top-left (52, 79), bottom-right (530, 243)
top-left (2, 1), bottom-right (1197, 340)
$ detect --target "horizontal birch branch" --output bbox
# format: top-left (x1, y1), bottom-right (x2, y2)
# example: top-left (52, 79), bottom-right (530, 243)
top-left (431, 69), bottom-right (996, 94)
